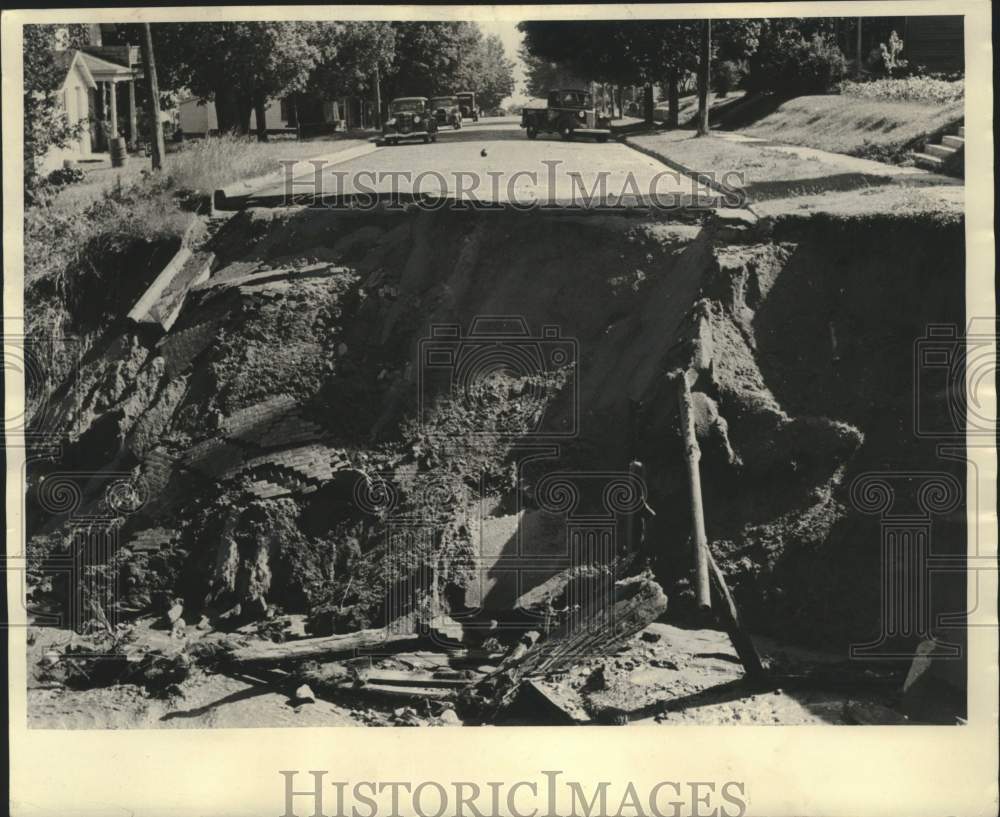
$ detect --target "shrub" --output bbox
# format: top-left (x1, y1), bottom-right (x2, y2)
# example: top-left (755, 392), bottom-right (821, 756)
top-left (713, 60), bottom-right (745, 98)
top-left (746, 31), bottom-right (848, 95)
top-left (838, 77), bottom-right (964, 105)
top-left (880, 31), bottom-right (909, 77)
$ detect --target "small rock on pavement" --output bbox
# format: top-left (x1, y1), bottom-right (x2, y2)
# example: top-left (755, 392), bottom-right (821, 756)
top-left (439, 709), bottom-right (462, 726)
top-left (640, 630), bottom-right (662, 643)
top-left (294, 684), bottom-right (316, 704)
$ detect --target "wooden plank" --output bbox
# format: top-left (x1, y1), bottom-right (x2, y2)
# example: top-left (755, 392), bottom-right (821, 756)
top-left (227, 627), bottom-right (423, 666)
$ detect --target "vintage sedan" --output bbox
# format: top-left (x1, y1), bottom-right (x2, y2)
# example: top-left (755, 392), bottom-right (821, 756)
top-left (381, 97), bottom-right (439, 145)
top-left (520, 89), bottom-right (612, 141)
top-left (456, 91), bottom-right (479, 122)
top-left (429, 96), bottom-right (462, 129)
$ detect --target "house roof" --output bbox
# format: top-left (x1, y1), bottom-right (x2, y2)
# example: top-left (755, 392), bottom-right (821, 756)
top-left (79, 51), bottom-right (134, 81)
top-left (56, 50), bottom-right (97, 91)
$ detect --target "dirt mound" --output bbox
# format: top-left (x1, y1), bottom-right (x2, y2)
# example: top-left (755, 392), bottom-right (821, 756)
top-left (27, 205), bottom-right (965, 657)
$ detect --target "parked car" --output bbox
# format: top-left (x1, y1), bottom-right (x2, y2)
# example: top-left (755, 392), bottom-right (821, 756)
top-left (429, 96), bottom-right (462, 129)
top-left (520, 89), bottom-right (611, 142)
top-left (456, 91), bottom-right (479, 122)
top-left (381, 97), bottom-right (438, 145)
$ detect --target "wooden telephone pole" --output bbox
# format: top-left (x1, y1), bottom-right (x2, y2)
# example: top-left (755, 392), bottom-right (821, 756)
top-left (139, 23), bottom-right (165, 170)
top-left (696, 19), bottom-right (712, 136)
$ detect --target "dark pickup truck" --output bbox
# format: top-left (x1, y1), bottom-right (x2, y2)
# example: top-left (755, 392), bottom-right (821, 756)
top-left (521, 89), bottom-right (612, 141)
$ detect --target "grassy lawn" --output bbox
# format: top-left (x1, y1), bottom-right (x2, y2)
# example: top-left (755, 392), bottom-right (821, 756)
top-left (628, 128), bottom-right (961, 217)
top-left (630, 130), bottom-right (900, 200)
top-left (51, 134), bottom-right (370, 212)
top-left (706, 92), bottom-right (962, 163)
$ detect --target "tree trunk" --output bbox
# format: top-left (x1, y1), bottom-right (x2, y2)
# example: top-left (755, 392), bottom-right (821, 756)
top-left (697, 19), bottom-right (712, 137)
top-left (214, 85), bottom-right (239, 134)
top-left (139, 23), bottom-right (165, 170)
top-left (667, 67), bottom-right (679, 128)
top-left (253, 90), bottom-right (268, 142)
top-left (643, 82), bottom-right (654, 124)
top-left (236, 95), bottom-right (252, 136)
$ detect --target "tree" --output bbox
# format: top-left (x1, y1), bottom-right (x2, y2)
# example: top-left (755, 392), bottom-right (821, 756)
top-left (23, 24), bottom-right (89, 190)
top-left (382, 22), bottom-right (473, 98)
top-left (151, 22), bottom-right (323, 137)
top-left (520, 19), bottom-right (762, 126)
top-left (520, 45), bottom-right (585, 99)
top-left (306, 21), bottom-right (395, 108)
top-left (456, 34), bottom-right (515, 111)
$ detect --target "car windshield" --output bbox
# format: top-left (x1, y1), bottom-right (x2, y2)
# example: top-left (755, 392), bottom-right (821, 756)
top-left (430, 98), bottom-right (454, 108)
top-left (560, 91), bottom-right (591, 107)
top-left (391, 99), bottom-right (425, 113)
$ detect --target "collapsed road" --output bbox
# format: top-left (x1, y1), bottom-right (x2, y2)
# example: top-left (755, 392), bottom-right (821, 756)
top-left (24, 124), bottom-right (967, 728)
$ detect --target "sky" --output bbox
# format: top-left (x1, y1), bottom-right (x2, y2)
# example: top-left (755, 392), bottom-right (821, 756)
top-left (477, 19), bottom-right (531, 105)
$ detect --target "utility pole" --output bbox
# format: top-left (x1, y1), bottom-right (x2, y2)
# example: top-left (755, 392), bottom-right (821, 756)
top-left (139, 23), bottom-right (165, 170)
top-left (856, 18), bottom-right (864, 78)
top-left (374, 64), bottom-right (382, 129)
top-left (696, 19), bottom-right (711, 136)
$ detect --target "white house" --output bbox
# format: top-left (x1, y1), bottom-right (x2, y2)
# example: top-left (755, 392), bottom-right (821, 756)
top-left (177, 94), bottom-right (349, 137)
top-left (177, 96), bottom-right (292, 137)
top-left (42, 45), bottom-right (139, 172)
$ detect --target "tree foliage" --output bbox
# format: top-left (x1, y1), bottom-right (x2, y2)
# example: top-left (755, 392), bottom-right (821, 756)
top-left (307, 22), bottom-right (395, 99)
top-left (151, 22), bottom-right (325, 133)
top-left (23, 24), bottom-right (90, 188)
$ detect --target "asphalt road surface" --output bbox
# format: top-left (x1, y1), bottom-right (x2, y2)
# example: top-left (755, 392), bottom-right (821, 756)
top-left (250, 117), bottom-right (715, 208)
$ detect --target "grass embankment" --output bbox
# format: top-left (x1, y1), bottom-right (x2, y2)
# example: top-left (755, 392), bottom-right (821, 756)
top-left (630, 129), bottom-right (962, 220)
top-left (51, 134), bottom-right (367, 211)
top-left (706, 91), bottom-right (962, 164)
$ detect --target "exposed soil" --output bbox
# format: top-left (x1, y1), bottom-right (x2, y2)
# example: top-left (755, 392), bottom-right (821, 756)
top-left (25, 202), bottom-right (966, 727)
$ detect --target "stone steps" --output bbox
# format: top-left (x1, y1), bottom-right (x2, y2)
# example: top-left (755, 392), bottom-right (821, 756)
top-left (912, 125), bottom-right (963, 175)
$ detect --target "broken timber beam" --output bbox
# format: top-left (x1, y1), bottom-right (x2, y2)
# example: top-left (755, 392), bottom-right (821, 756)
top-left (674, 368), bottom-right (712, 611)
top-left (707, 549), bottom-right (766, 680)
top-left (226, 627), bottom-right (423, 666)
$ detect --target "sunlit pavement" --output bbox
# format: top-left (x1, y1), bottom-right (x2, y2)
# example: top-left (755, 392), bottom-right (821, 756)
top-left (249, 118), bottom-right (717, 208)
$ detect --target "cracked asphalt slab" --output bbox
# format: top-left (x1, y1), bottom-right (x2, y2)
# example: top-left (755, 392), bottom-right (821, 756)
top-left (244, 119), bottom-right (721, 209)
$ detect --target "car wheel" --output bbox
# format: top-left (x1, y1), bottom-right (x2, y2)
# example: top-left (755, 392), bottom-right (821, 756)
top-left (423, 135), bottom-right (429, 144)
top-left (597, 135), bottom-right (608, 143)
top-left (559, 123), bottom-right (574, 140)
top-left (454, 120), bottom-right (461, 130)
top-left (526, 125), bottom-right (538, 140)
top-left (430, 134), bottom-right (437, 143)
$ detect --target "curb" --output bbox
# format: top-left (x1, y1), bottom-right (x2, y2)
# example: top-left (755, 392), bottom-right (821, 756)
top-left (622, 135), bottom-right (748, 208)
top-left (212, 141), bottom-right (380, 212)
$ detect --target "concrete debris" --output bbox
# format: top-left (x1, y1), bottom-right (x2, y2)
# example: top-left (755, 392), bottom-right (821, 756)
top-left (293, 684), bottom-right (316, 704)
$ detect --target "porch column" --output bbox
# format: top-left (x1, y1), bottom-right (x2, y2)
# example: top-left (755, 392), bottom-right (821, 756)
top-left (108, 81), bottom-right (119, 139)
top-left (127, 79), bottom-right (138, 146)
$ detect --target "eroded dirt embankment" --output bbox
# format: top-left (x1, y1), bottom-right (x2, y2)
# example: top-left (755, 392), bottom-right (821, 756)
top-left (27, 204), bottom-right (965, 657)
